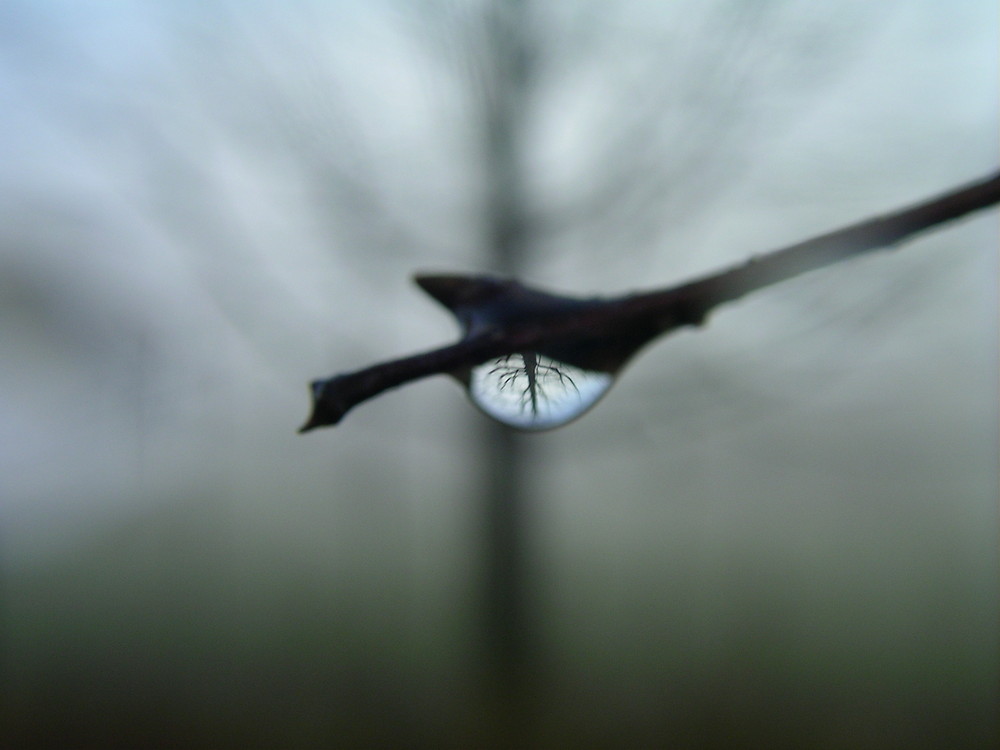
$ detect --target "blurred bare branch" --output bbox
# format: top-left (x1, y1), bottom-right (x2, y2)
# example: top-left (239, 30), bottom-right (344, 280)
top-left (301, 171), bottom-right (1000, 431)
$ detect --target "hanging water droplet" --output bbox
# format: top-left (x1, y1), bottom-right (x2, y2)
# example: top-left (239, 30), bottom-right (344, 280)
top-left (467, 352), bottom-right (614, 431)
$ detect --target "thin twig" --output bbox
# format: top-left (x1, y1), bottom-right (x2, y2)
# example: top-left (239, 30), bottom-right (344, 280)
top-left (300, 171), bottom-right (1000, 432)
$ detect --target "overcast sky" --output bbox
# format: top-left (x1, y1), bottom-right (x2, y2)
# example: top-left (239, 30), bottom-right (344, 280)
top-left (1, 0), bottom-right (996, 557)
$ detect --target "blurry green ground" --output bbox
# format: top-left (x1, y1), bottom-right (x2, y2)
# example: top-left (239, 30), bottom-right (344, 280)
top-left (3, 472), bottom-right (996, 749)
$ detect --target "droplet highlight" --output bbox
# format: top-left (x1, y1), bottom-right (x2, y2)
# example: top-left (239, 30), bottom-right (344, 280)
top-left (467, 352), bottom-right (614, 431)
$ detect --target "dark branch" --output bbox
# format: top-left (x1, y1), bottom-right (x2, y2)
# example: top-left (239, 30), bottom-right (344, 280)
top-left (300, 171), bottom-right (1000, 432)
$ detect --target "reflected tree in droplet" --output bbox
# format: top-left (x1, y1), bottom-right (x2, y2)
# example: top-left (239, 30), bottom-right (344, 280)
top-left (468, 352), bottom-right (614, 431)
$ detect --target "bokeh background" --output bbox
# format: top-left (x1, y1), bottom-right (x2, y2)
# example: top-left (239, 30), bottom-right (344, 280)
top-left (2, 1), bottom-right (997, 747)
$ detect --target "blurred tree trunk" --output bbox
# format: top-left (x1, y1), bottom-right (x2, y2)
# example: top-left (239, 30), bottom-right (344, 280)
top-left (478, 0), bottom-right (535, 713)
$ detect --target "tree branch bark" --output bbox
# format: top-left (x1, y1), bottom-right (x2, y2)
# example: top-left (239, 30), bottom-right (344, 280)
top-left (300, 171), bottom-right (1000, 432)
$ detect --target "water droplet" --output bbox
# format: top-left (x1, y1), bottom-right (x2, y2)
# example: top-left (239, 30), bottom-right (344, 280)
top-left (467, 352), bottom-right (614, 431)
